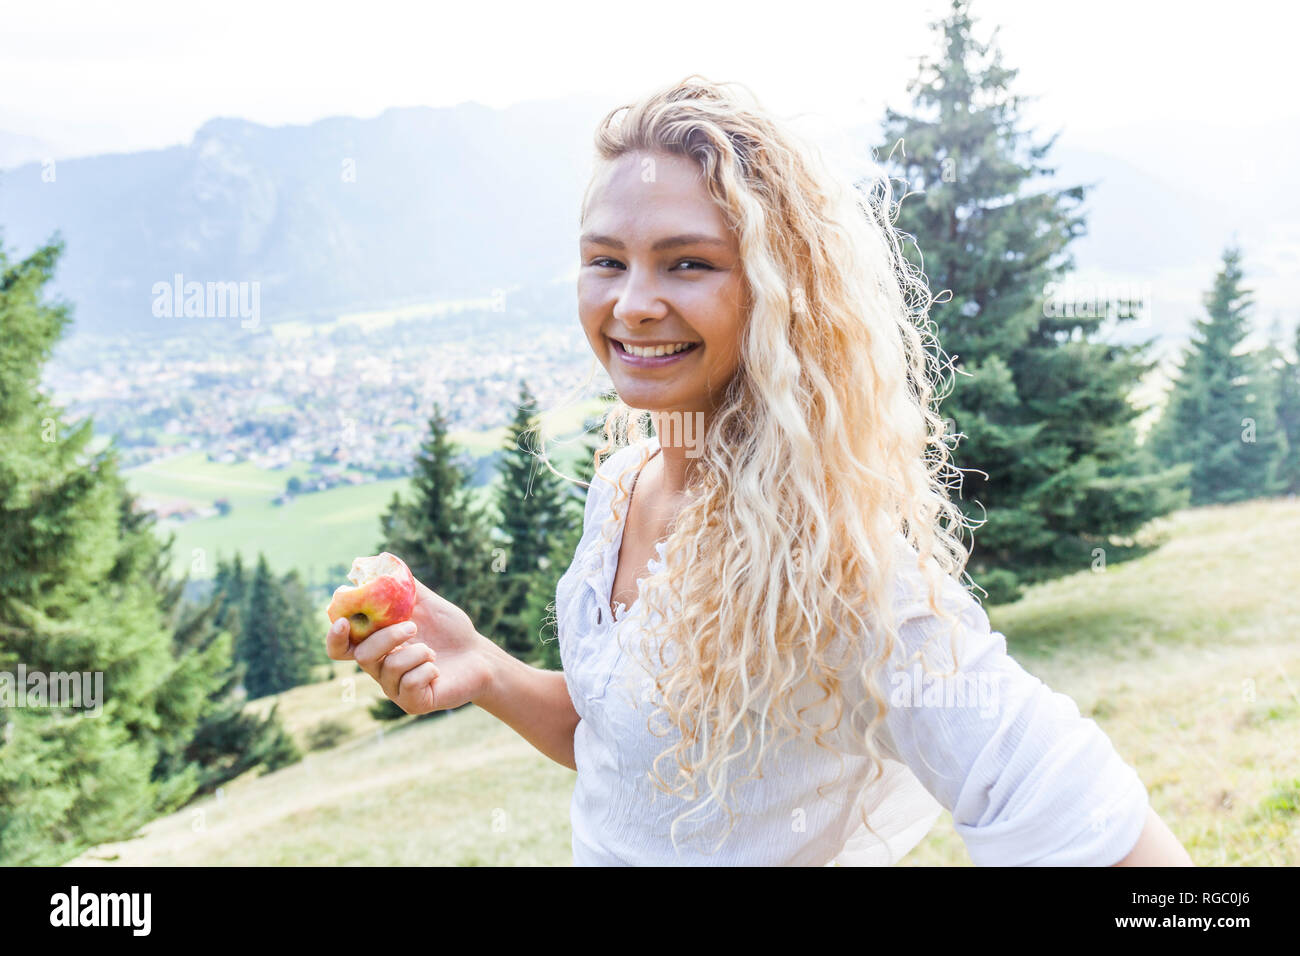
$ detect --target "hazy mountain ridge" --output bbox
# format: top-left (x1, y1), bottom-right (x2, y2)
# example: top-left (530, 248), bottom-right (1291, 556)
top-left (0, 98), bottom-right (608, 336)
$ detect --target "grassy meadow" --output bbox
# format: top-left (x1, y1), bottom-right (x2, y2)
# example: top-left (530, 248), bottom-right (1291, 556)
top-left (128, 453), bottom-right (414, 585)
top-left (69, 497), bottom-right (1300, 866)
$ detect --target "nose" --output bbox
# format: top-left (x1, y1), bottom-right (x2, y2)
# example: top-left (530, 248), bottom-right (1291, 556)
top-left (611, 263), bottom-right (669, 328)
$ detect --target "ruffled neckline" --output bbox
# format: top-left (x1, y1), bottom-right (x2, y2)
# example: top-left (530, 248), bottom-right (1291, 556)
top-left (581, 437), bottom-right (666, 627)
top-left (611, 539), bottom-right (668, 623)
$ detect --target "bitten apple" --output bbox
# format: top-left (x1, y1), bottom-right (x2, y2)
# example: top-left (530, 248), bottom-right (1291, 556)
top-left (326, 552), bottom-right (417, 641)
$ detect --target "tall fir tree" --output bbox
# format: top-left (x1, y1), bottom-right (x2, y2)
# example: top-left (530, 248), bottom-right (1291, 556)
top-left (0, 236), bottom-right (252, 863)
top-left (134, 522), bottom-right (240, 811)
top-left (239, 554), bottom-right (321, 699)
top-left (212, 553), bottom-right (247, 635)
top-left (521, 402), bottom-right (611, 669)
top-left (522, 499), bottom-right (587, 671)
top-left (379, 404), bottom-right (504, 642)
top-left (279, 568), bottom-right (331, 677)
top-left (876, 0), bottom-right (1186, 601)
top-left (494, 382), bottom-right (572, 658)
top-left (1149, 247), bottom-right (1287, 504)
top-left (1273, 321), bottom-right (1300, 494)
top-left (153, 561), bottom-right (301, 796)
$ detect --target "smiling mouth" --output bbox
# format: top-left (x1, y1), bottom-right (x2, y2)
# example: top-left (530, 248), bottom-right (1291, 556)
top-left (610, 337), bottom-right (702, 359)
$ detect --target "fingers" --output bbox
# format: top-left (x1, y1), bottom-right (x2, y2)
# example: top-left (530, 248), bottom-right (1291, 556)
top-left (353, 620), bottom-right (419, 677)
top-left (397, 661), bottom-right (441, 714)
top-left (325, 617), bottom-right (355, 661)
top-left (379, 641), bottom-right (438, 701)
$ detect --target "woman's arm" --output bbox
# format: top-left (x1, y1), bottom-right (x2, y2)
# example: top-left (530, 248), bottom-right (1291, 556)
top-left (853, 547), bottom-right (1193, 866)
top-left (1112, 806), bottom-right (1194, 866)
top-left (474, 638), bottom-right (581, 771)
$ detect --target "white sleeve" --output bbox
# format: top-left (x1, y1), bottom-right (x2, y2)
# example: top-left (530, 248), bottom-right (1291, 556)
top-left (868, 560), bottom-right (1150, 867)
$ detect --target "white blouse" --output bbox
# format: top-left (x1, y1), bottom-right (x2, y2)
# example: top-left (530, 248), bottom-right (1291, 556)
top-left (555, 435), bottom-right (1150, 866)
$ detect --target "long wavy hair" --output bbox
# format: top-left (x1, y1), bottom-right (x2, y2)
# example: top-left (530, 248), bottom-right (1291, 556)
top-left (539, 75), bottom-right (975, 856)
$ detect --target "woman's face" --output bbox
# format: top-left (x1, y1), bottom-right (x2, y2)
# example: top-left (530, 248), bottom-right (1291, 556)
top-left (578, 150), bottom-right (746, 415)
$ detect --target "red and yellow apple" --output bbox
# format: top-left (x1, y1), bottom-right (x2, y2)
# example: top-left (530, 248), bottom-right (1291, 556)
top-left (326, 552), bottom-right (417, 641)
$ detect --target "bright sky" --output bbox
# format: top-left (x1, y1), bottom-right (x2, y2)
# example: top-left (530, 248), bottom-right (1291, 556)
top-left (3, 0), bottom-right (1296, 156)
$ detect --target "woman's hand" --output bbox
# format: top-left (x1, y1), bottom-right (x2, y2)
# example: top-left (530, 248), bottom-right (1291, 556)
top-left (325, 578), bottom-right (496, 715)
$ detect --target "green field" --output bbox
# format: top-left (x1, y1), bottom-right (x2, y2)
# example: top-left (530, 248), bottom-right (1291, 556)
top-left (126, 399), bottom-right (606, 585)
top-left (135, 459), bottom-right (416, 585)
top-left (68, 496), bottom-right (1300, 866)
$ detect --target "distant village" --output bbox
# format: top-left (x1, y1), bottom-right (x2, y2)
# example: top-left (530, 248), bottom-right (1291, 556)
top-left (44, 311), bottom-right (598, 522)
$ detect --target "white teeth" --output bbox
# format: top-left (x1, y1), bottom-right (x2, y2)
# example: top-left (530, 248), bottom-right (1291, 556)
top-left (622, 341), bottom-right (694, 357)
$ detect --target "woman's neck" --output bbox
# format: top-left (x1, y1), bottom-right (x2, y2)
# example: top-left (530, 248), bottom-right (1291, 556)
top-left (656, 443), bottom-right (692, 496)
top-left (648, 408), bottom-right (707, 497)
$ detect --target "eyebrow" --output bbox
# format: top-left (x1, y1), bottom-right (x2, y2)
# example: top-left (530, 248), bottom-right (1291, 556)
top-left (579, 232), bottom-right (730, 251)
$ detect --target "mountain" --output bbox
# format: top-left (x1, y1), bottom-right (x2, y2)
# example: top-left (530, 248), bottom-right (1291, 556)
top-left (0, 97), bottom-right (609, 337)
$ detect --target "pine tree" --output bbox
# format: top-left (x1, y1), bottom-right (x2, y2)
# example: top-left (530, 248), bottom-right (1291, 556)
top-left (0, 237), bottom-right (221, 863)
top-left (0, 236), bottom-right (308, 863)
top-left (151, 570), bottom-right (301, 797)
top-left (279, 568), bottom-right (331, 679)
top-left (239, 554), bottom-right (320, 699)
top-left (379, 404), bottom-right (504, 643)
top-left (522, 505), bottom-right (586, 671)
top-left (140, 531), bottom-right (239, 811)
top-left (494, 382), bottom-right (572, 658)
top-left (212, 553), bottom-right (247, 634)
top-left (520, 406), bottom-right (609, 669)
top-left (1273, 322), bottom-right (1300, 494)
top-left (1149, 247), bottom-right (1287, 504)
top-left (876, 0), bottom-right (1186, 601)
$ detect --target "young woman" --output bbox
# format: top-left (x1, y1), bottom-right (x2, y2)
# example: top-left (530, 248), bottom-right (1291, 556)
top-left (325, 77), bottom-right (1193, 867)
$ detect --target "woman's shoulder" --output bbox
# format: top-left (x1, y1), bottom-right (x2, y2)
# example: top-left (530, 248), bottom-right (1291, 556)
top-left (591, 435), bottom-right (659, 493)
top-left (578, 435), bottom-right (659, 529)
top-left (884, 531), bottom-right (983, 626)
